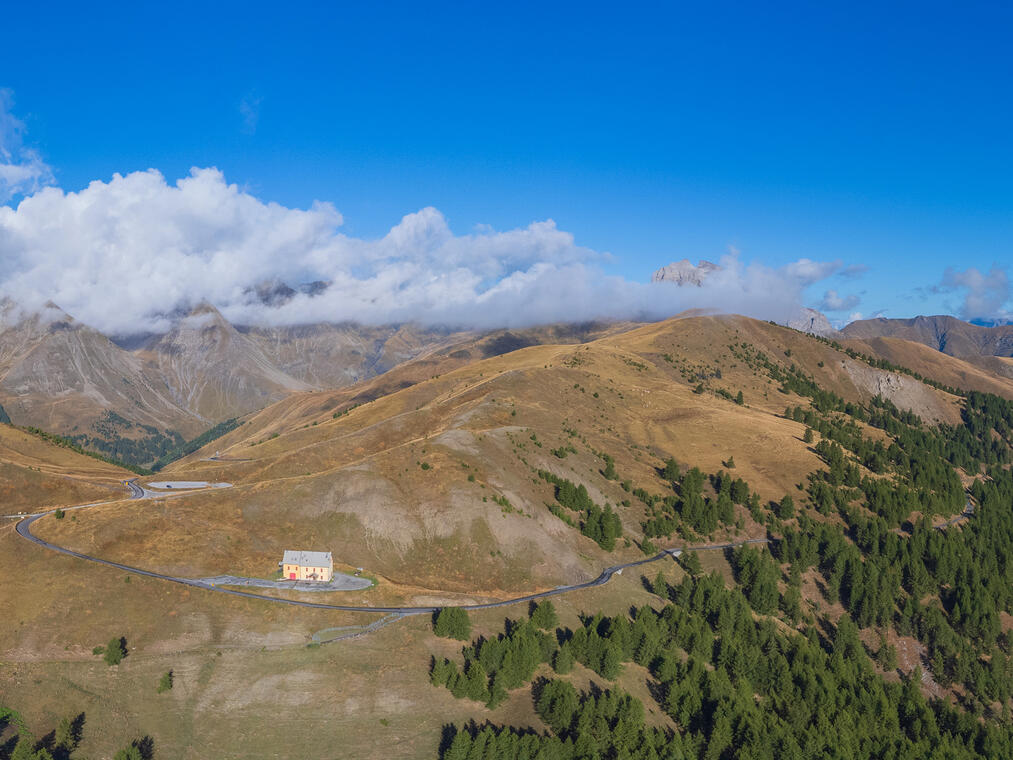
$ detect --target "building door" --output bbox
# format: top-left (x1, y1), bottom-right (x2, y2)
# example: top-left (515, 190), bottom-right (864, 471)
top-left (289, 572), bottom-right (296, 580)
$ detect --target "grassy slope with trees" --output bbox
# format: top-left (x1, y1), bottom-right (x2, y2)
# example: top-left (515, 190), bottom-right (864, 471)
top-left (10, 314), bottom-right (1013, 759)
top-left (430, 331), bottom-right (1013, 759)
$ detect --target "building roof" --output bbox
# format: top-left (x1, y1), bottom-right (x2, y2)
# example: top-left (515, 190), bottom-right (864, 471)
top-left (283, 550), bottom-right (332, 567)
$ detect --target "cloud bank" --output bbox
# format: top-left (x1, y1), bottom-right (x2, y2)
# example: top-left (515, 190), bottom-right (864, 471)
top-left (0, 167), bottom-right (846, 336)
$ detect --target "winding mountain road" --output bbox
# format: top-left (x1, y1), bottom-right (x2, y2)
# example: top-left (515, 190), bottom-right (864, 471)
top-left (12, 480), bottom-right (771, 616)
top-left (937, 497), bottom-right (975, 529)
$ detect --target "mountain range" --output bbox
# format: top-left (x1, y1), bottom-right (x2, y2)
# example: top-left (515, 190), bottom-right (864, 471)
top-left (9, 274), bottom-right (1013, 469)
top-left (0, 297), bottom-right (633, 465)
top-left (841, 314), bottom-right (1013, 358)
top-left (7, 301), bottom-right (1013, 757)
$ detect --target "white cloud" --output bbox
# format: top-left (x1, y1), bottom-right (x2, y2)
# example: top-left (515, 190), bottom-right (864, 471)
top-left (818, 289), bottom-right (860, 312)
top-left (0, 90), bottom-right (54, 203)
top-left (938, 265), bottom-right (1010, 322)
top-left (0, 167), bottom-right (844, 335)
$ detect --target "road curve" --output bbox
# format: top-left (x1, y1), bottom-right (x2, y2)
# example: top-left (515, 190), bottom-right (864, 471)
top-left (14, 479), bottom-right (769, 615)
top-left (937, 497), bottom-right (974, 529)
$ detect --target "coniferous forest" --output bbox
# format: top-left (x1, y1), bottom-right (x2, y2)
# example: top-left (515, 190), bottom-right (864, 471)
top-left (431, 351), bottom-right (1013, 760)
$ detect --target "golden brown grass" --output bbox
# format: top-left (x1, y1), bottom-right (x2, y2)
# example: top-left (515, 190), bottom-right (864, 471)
top-left (0, 425), bottom-right (130, 511)
top-left (1, 526), bottom-right (682, 760)
top-left (5, 313), bottom-right (1008, 758)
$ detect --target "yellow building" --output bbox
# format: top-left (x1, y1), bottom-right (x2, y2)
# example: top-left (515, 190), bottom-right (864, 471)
top-left (281, 550), bottom-right (333, 582)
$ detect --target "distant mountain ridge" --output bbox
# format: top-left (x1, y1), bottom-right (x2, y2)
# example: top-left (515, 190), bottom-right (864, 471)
top-left (0, 298), bottom-right (630, 464)
top-left (0, 299), bottom-right (462, 462)
top-left (786, 307), bottom-right (836, 337)
top-left (841, 315), bottom-right (1013, 358)
top-left (12, 288), bottom-right (1008, 469)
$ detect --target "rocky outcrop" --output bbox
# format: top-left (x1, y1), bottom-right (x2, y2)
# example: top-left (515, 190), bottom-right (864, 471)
top-left (787, 307), bottom-right (836, 337)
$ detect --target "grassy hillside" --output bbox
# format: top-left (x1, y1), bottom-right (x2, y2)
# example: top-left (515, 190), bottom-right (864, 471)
top-left (0, 424), bottom-right (130, 511)
top-left (34, 314), bottom-right (998, 593)
top-left (6, 313), bottom-right (1013, 758)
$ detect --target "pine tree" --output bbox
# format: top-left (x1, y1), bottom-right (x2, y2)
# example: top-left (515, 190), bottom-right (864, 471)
top-left (486, 671), bottom-right (508, 709)
top-left (553, 643), bottom-right (575, 674)
top-left (433, 608), bottom-right (471, 640)
top-left (680, 552), bottom-right (702, 577)
top-left (776, 494), bottom-right (795, 519)
top-left (662, 458), bottom-right (680, 482)
top-left (600, 643), bottom-right (623, 680)
top-left (877, 633), bottom-right (898, 671)
top-left (55, 715), bottom-right (77, 752)
top-left (10, 735), bottom-right (35, 760)
top-left (530, 600), bottom-right (559, 630)
top-left (652, 570), bottom-right (668, 597)
top-left (443, 729), bottom-right (472, 760)
top-left (103, 636), bottom-right (126, 666)
top-left (430, 657), bottom-right (456, 687)
top-left (465, 660), bottom-right (490, 703)
top-left (157, 670), bottom-right (173, 693)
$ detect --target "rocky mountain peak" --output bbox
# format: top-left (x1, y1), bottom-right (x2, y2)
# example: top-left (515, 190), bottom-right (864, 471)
top-left (651, 259), bottom-right (720, 287)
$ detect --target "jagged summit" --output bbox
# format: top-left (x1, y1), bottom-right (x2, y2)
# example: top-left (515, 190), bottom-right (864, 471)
top-left (651, 259), bottom-right (720, 286)
top-left (246, 278), bottom-right (331, 307)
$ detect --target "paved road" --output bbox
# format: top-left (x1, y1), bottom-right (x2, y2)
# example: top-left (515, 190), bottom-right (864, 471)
top-left (13, 479), bottom-right (770, 615)
top-left (889, 496), bottom-right (975, 536)
top-left (199, 573), bottom-right (373, 592)
top-left (937, 497), bottom-right (975, 529)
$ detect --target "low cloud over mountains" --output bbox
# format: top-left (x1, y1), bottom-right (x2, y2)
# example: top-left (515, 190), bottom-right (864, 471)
top-left (0, 167), bottom-right (856, 336)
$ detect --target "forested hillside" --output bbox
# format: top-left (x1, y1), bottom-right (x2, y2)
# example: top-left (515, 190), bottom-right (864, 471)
top-left (427, 326), bottom-right (1013, 759)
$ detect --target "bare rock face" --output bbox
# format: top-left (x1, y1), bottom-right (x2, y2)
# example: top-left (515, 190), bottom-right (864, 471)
top-left (138, 303), bottom-right (315, 422)
top-left (0, 299), bottom-right (205, 436)
top-left (651, 259), bottom-right (720, 286)
top-left (787, 307), bottom-right (837, 337)
top-left (839, 358), bottom-right (954, 424)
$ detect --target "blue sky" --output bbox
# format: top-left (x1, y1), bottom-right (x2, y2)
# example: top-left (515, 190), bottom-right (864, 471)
top-left (2, 1), bottom-right (1012, 327)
